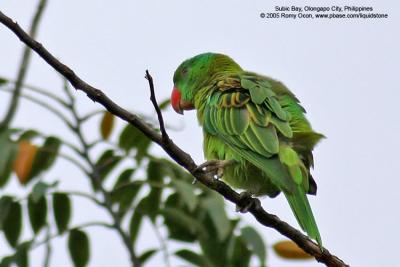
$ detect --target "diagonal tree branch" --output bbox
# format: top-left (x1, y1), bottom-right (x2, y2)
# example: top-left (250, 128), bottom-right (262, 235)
top-left (0, 11), bottom-right (349, 267)
top-left (0, 0), bottom-right (47, 131)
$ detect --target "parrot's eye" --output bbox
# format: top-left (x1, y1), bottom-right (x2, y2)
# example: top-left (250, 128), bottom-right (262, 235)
top-left (181, 67), bottom-right (188, 76)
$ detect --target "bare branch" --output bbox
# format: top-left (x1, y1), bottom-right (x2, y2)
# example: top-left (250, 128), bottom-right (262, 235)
top-left (0, 11), bottom-right (349, 267)
top-left (145, 70), bottom-right (169, 141)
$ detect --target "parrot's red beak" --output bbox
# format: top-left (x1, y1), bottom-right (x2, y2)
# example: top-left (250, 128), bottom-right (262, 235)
top-left (171, 87), bottom-right (183, 114)
top-left (171, 87), bottom-right (195, 115)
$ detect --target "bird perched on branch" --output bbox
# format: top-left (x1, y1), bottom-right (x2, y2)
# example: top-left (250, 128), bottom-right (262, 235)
top-left (171, 52), bottom-right (324, 247)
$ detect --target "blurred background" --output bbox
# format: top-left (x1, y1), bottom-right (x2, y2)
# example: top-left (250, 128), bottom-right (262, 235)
top-left (1, 0), bottom-right (399, 266)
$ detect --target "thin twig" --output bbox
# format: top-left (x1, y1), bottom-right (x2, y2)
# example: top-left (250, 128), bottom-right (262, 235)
top-left (58, 152), bottom-right (89, 173)
top-left (56, 190), bottom-right (103, 207)
top-left (0, 0), bottom-right (47, 130)
top-left (80, 109), bottom-right (105, 122)
top-left (32, 221), bottom-right (113, 249)
top-left (0, 87), bottom-right (74, 128)
top-left (43, 225), bottom-right (52, 267)
top-left (145, 70), bottom-right (168, 141)
top-left (0, 12), bottom-right (349, 267)
top-left (150, 222), bottom-right (171, 267)
top-left (4, 78), bottom-right (69, 107)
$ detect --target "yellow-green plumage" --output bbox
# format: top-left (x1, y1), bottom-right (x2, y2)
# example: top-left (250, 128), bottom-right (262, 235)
top-left (173, 53), bottom-right (324, 246)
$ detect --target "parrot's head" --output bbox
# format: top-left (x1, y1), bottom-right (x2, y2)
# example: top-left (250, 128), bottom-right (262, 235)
top-left (171, 52), bottom-right (242, 114)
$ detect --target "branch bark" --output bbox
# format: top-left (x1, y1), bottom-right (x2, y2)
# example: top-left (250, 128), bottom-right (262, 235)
top-left (0, 11), bottom-right (349, 267)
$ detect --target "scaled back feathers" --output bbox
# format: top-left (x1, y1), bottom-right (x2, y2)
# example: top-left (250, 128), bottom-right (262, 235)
top-left (171, 52), bottom-right (324, 247)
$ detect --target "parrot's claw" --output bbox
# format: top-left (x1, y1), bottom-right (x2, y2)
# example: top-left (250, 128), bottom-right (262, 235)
top-left (236, 192), bottom-right (261, 213)
top-left (194, 160), bottom-right (235, 179)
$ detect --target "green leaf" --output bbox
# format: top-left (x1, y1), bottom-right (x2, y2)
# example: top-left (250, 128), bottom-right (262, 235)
top-left (129, 208), bottom-right (143, 245)
top-left (0, 76), bottom-right (8, 86)
top-left (28, 195), bottom-right (47, 234)
top-left (0, 256), bottom-right (13, 267)
top-left (172, 179), bottom-right (197, 212)
top-left (162, 194), bottom-right (196, 242)
top-left (241, 226), bottom-right (267, 265)
top-left (0, 196), bottom-right (13, 229)
top-left (161, 159), bottom-right (191, 180)
top-left (28, 136), bottom-right (61, 182)
top-left (198, 226), bottom-right (228, 266)
top-left (68, 229), bottom-right (90, 267)
top-left (118, 124), bottom-right (135, 151)
top-left (227, 236), bottom-right (251, 267)
top-left (138, 249), bottom-right (158, 264)
top-left (53, 193), bottom-right (71, 234)
top-left (161, 207), bottom-right (208, 238)
top-left (158, 99), bottom-right (171, 110)
top-left (3, 200), bottom-right (22, 247)
top-left (94, 149), bottom-right (122, 181)
top-left (201, 193), bottom-right (230, 242)
top-left (145, 160), bottom-right (164, 221)
top-left (0, 133), bottom-right (17, 188)
top-left (15, 241), bottom-right (31, 267)
top-left (111, 181), bottom-right (142, 216)
top-left (112, 168), bottom-right (135, 190)
top-left (18, 130), bottom-right (39, 141)
top-left (38, 136), bottom-right (61, 170)
top-left (31, 181), bottom-right (58, 202)
top-left (118, 125), bottom-right (151, 162)
top-left (175, 249), bottom-right (209, 267)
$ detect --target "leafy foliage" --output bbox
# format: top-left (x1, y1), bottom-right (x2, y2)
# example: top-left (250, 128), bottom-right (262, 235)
top-left (2, 199), bottom-right (22, 248)
top-left (53, 192), bottom-right (71, 234)
top-left (27, 194), bottom-right (47, 234)
top-left (0, 92), bottom-right (272, 267)
top-left (68, 229), bottom-right (90, 267)
top-left (0, 56), bottom-right (305, 267)
top-left (28, 136), bottom-right (61, 181)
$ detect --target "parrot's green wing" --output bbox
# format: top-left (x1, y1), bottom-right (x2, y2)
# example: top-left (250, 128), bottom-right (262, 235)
top-left (203, 73), bottom-right (323, 246)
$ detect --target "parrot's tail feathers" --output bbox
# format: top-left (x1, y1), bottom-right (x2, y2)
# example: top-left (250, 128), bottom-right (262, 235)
top-left (284, 188), bottom-right (322, 248)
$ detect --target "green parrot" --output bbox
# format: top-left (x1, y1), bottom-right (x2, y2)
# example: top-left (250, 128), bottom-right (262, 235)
top-left (171, 52), bottom-right (324, 246)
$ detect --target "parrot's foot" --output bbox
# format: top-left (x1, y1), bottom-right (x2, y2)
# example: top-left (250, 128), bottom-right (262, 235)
top-left (235, 192), bottom-right (261, 213)
top-left (194, 160), bottom-right (235, 179)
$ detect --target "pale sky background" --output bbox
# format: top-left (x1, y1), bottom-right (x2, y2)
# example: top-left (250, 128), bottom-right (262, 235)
top-left (1, 1), bottom-right (399, 267)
